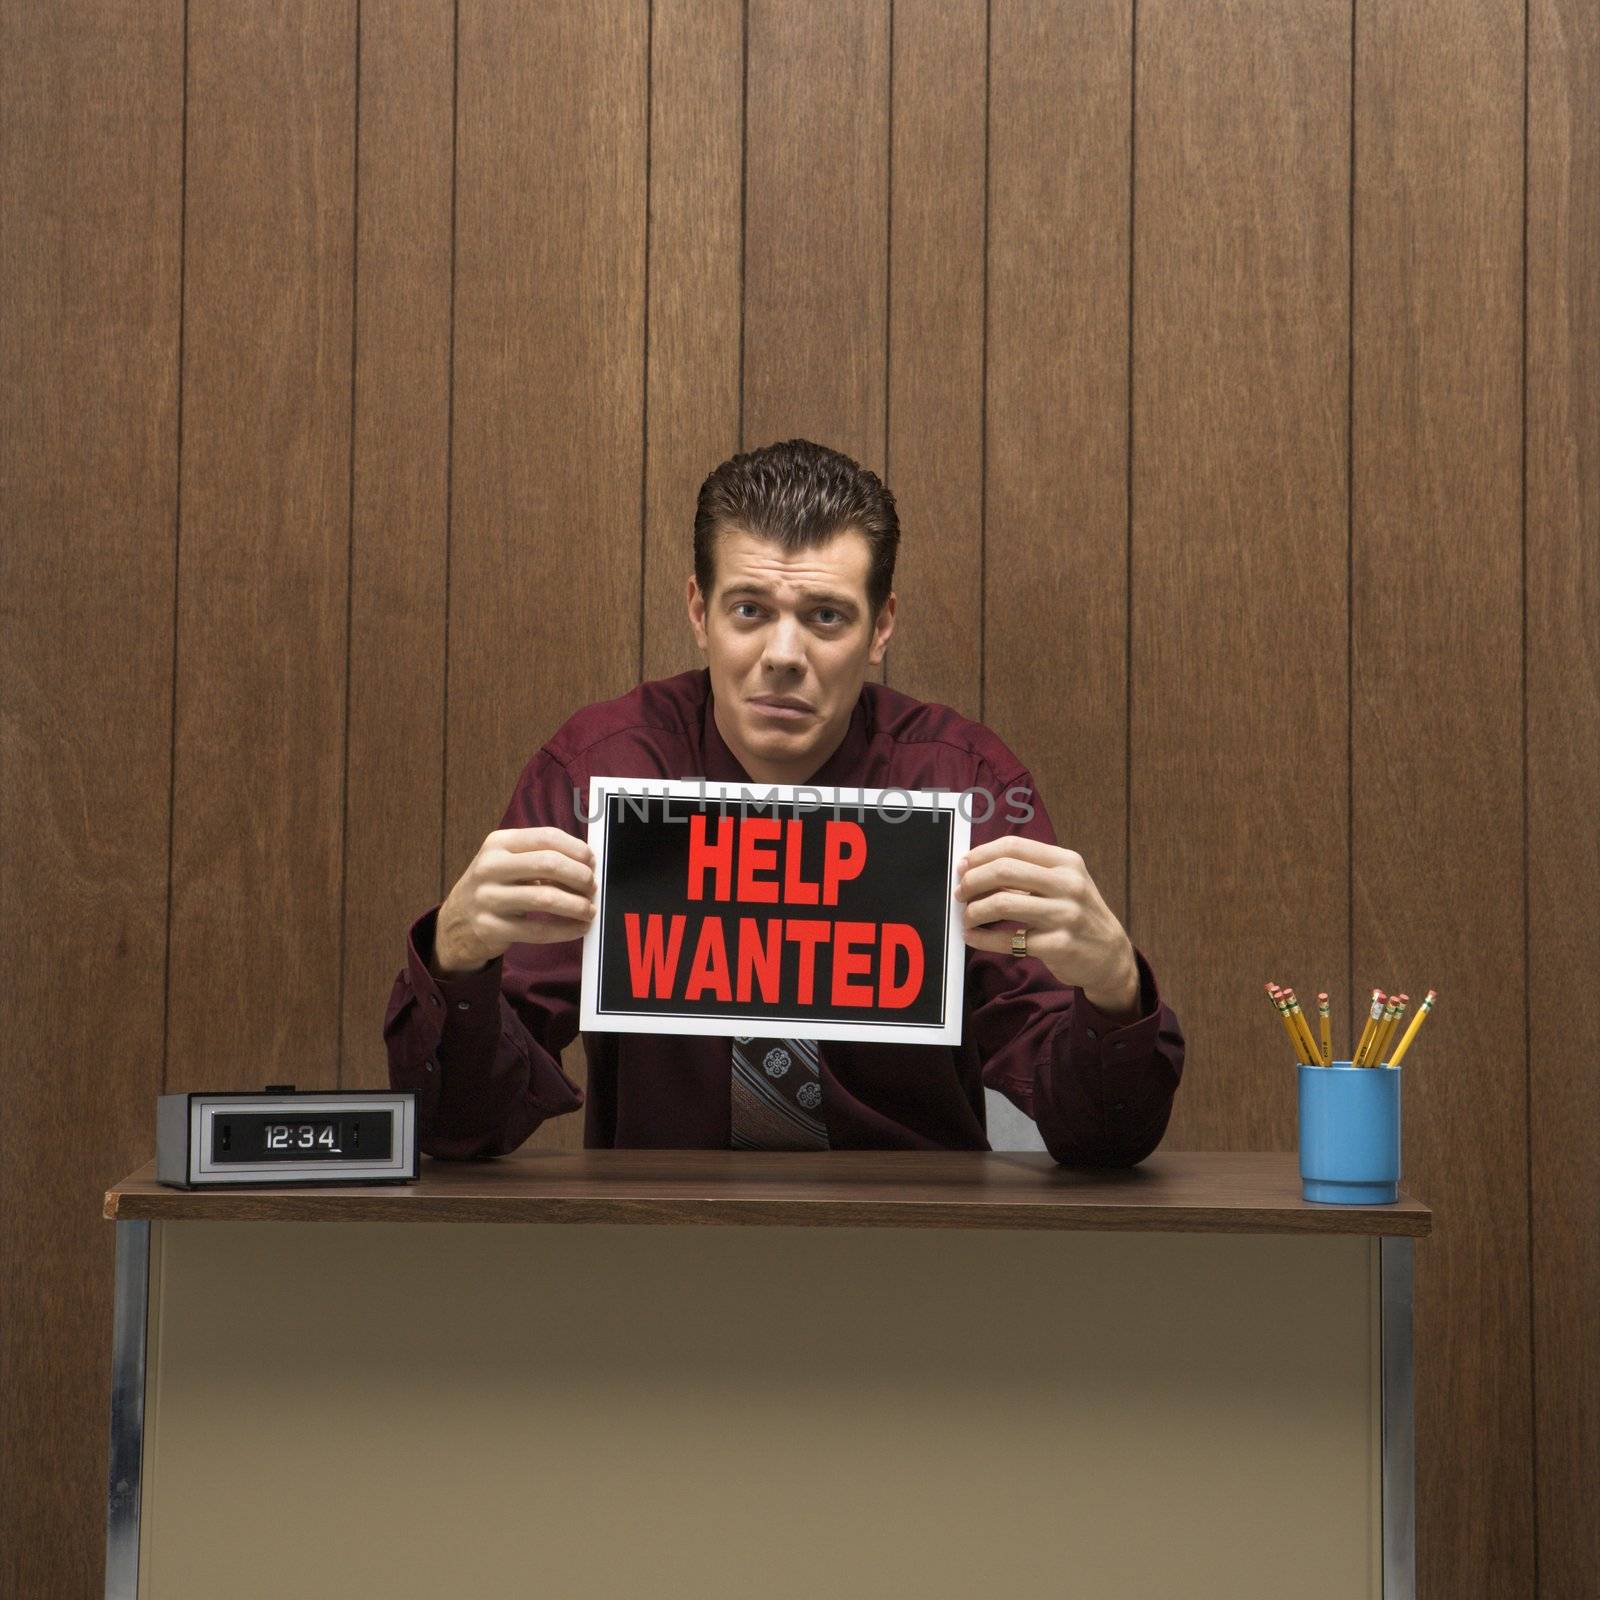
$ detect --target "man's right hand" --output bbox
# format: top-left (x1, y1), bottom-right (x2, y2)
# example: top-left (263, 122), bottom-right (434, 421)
top-left (430, 827), bottom-right (597, 976)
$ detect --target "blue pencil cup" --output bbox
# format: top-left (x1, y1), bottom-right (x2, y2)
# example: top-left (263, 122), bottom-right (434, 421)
top-left (1297, 1062), bottom-right (1402, 1204)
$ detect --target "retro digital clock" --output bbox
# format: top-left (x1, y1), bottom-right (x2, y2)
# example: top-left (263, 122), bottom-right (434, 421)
top-left (155, 1085), bottom-right (418, 1189)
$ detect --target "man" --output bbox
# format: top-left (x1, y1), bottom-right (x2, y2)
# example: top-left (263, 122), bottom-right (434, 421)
top-left (384, 439), bottom-right (1184, 1161)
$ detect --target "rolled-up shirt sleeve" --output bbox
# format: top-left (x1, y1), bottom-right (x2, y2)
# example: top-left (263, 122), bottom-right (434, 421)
top-left (382, 747), bottom-right (589, 1160)
top-left (965, 766), bottom-right (1186, 1166)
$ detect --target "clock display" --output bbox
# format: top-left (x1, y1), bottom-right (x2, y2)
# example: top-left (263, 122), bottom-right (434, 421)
top-left (210, 1113), bottom-right (393, 1164)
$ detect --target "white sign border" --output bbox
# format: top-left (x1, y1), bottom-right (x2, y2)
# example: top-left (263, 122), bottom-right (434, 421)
top-left (578, 776), bottom-right (972, 1045)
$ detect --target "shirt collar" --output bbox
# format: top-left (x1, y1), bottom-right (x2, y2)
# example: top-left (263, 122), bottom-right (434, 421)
top-left (700, 670), bottom-right (873, 787)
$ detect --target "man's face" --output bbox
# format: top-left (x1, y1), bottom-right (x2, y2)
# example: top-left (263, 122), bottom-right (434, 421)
top-left (687, 526), bottom-right (896, 784)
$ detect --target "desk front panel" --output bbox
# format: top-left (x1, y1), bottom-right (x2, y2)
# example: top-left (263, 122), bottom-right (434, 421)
top-left (136, 1220), bottom-right (1381, 1599)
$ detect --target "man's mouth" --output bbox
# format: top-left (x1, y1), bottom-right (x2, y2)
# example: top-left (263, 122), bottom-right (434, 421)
top-left (750, 695), bottom-right (813, 718)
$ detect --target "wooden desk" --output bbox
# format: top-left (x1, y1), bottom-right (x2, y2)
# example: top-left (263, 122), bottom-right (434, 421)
top-left (104, 1151), bottom-right (1429, 1599)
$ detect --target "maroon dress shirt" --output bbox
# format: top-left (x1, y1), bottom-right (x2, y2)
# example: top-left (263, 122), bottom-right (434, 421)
top-left (384, 668), bottom-right (1185, 1163)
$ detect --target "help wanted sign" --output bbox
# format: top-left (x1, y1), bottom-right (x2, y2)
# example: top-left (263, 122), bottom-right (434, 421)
top-left (578, 778), bottom-right (972, 1045)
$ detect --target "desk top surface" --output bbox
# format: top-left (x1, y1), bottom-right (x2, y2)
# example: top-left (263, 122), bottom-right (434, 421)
top-left (103, 1149), bottom-right (1430, 1235)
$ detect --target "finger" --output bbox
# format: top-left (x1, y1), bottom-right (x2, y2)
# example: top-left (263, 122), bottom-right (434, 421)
top-left (491, 827), bottom-right (594, 865)
top-left (488, 847), bottom-right (596, 894)
top-left (962, 835), bottom-right (1073, 871)
top-left (955, 855), bottom-right (1058, 900)
top-left (962, 924), bottom-right (1033, 956)
top-left (480, 908), bottom-right (591, 944)
top-left (962, 889), bottom-right (1046, 928)
top-left (484, 881), bottom-right (597, 924)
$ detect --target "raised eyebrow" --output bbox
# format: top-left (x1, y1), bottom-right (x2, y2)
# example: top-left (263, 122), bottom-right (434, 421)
top-left (725, 586), bottom-right (857, 611)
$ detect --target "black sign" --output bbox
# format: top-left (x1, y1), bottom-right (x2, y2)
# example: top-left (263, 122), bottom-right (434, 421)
top-left (579, 780), bottom-right (970, 1044)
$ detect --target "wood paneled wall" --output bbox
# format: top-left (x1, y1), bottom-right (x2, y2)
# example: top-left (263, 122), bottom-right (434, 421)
top-left (3, 3), bottom-right (1594, 1596)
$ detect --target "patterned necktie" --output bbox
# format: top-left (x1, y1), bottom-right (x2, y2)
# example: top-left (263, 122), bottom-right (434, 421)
top-left (730, 1035), bottom-right (829, 1149)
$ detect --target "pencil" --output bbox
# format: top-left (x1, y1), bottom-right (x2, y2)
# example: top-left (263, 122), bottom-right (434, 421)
top-left (1291, 998), bottom-right (1321, 1064)
top-left (1376, 994), bottom-right (1408, 1064)
top-left (1360, 994), bottom-right (1395, 1067)
top-left (1317, 993), bottom-right (1333, 1067)
top-left (1266, 983), bottom-right (1308, 1061)
top-left (1283, 988), bottom-right (1323, 1066)
top-left (1293, 992), bottom-right (1323, 1064)
top-left (1353, 989), bottom-right (1385, 1066)
top-left (1387, 989), bottom-right (1437, 1067)
top-left (1369, 998), bottom-right (1395, 1062)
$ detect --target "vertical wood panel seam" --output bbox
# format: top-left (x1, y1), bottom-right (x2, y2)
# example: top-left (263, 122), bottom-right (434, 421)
top-left (337, 0), bottom-right (363, 1088)
top-left (1347, 0), bottom-right (1356, 1055)
top-left (440, 0), bottom-right (461, 902)
top-left (882, 0), bottom-right (893, 682)
top-left (639, 0), bottom-right (653, 683)
top-left (1520, 0), bottom-right (1539, 1587)
top-left (978, 0), bottom-right (989, 724)
top-left (738, 0), bottom-right (748, 453)
top-left (1125, 0), bottom-right (1137, 929)
top-left (161, 0), bottom-right (193, 1098)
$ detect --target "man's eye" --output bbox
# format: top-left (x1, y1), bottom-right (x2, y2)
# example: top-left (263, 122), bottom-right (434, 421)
top-left (816, 609), bottom-right (843, 625)
top-left (733, 603), bottom-right (760, 619)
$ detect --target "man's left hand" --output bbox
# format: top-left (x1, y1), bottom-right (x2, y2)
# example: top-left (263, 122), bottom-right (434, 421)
top-left (954, 836), bottom-right (1143, 1024)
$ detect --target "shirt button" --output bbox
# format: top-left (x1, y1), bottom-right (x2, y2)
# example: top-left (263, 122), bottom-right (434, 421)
top-left (425, 1059), bottom-right (437, 1073)
top-left (457, 1000), bottom-right (470, 1010)
top-left (1086, 1028), bottom-right (1098, 1040)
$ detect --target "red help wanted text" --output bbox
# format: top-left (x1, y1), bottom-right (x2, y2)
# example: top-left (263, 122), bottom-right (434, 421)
top-left (624, 813), bottom-right (924, 1008)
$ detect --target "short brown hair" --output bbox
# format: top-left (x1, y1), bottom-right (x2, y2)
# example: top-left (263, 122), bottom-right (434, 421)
top-left (693, 439), bottom-right (899, 617)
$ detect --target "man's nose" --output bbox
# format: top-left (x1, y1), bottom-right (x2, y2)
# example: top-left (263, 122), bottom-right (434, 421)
top-left (761, 614), bottom-right (807, 673)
